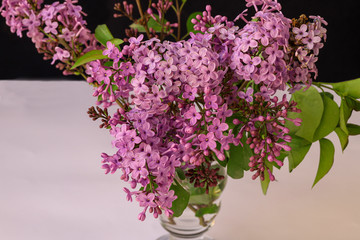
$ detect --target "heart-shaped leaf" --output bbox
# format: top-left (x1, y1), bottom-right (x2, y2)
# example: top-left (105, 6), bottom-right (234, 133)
top-left (286, 86), bottom-right (324, 142)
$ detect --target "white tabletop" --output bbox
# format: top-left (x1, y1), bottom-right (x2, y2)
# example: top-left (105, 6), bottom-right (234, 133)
top-left (0, 80), bottom-right (359, 240)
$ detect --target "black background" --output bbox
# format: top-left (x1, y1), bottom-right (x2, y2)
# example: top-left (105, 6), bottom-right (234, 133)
top-left (0, 0), bottom-right (359, 82)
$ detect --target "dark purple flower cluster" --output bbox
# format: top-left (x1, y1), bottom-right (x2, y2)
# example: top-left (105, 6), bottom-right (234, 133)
top-left (84, 0), bottom-right (326, 221)
top-left (0, 0), bottom-right (99, 75)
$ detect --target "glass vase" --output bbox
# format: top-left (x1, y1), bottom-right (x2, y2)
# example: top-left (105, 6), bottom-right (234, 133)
top-left (157, 164), bottom-right (227, 240)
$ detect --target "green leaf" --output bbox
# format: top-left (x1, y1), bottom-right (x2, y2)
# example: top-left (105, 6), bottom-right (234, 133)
top-left (313, 94), bottom-right (339, 141)
top-left (71, 50), bottom-right (108, 69)
top-left (130, 14), bottom-right (169, 33)
top-left (345, 97), bottom-right (360, 111)
top-left (287, 136), bottom-right (312, 172)
top-left (227, 137), bottom-right (253, 179)
top-left (320, 91), bottom-right (334, 100)
top-left (103, 61), bottom-right (114, 67)
top-left (195, 204), bottom-right (220, 217)
top-left (109, 38), bottom-right (124, 46)
top-left (170, 181), bottom-right (190, 217)
top-left (312, 138), bottom-right (335, 188)
top-left (186, 12), bottom-right (202, 34)
top-left (95, 24), bottom-right (114, 46)
top-left (339, 98), bottom-right (352, 135)
top-left (261, 165), bottom-right (272, 195)
top-left (325, 78), bottom-right (360, 99)
top-left (175, 168), bottom-right (186, 180)
top-left (334, 127), bottom-right (349, 151)
top-left (286, 86), bottom-right (324, 142)
top-left (347, 123), bottom-right (360, 135)
top-left (225, 113), bottom-right (242, 136)
top-left (188, 183), bottom-right (223, 205)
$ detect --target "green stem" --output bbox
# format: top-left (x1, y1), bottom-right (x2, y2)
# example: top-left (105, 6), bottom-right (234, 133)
top-left (175, 0), bottom-right (181, 41)
top-left (187, 204), bottom-right (207, 227)
top-left (159, 0), bottom-right (166, 41)
top-left (135, 0), bottom-right (151, 39)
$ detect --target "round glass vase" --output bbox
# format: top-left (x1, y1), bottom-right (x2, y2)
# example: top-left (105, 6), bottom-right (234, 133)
top-left (157, 164), bottom-right (227, 240)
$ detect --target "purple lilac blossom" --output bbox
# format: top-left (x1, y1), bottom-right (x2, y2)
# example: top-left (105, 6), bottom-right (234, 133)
top-left (1, 0), bottom-right (327, 221)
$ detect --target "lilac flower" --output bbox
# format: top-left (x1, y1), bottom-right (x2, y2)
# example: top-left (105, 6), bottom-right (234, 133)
top-left (208, 118), bottom-right (229, 139)
top-left (219, 27), bottom-right (236, 40)
top-left (136, 193), bottom-right (157, 208)
top-left (1, 0), bottom-right (328, 221)
top-left (103, 42), bottom-right (117, 58)
top-left (130, 159), bottom-right (148, 179)
top-left (159, 57), bottom-right (178, 75)
top-left (22, 13), bottom-right (40, 30)
top-left (190, 48), bottom-right (209, 68)
top-left (255, 86), bottom-right (274, 101)
top-left (184, 106), bottom-right (202, 126)
top-left (158, 190), bottom-right (177, 210)
top-left (125, 130), bottom-right (142, 150)
top-left (204, 95), bottom-right (218, 109)
top-left (97, 68), bottom-right (113, 84)
top-left (123, 187), bottom-right (134, 202)
top-left (239, 37), bottom-right (258, 52)
top-left (183, 85), bottom-right (197, 101)
top-left (253, 31), bottom-right (270, 46)
top-left (143, 50), bottom-right (162, 69)
top-left (265, 44), bottom-right (284, 64)
top-left (216, 104), bottom-right (233, 121)
top-left (302, 30), bottom-right (321, 50)
top-left (40, 6), bottom-right (56, 21)
top-left (293, 24), bottom-right (308, 40)
top-left (198, 132), bottom-right (217, 150)
top-left (238, 87), bottom-right (254, 102)
top-left (264, 19), bottom-right (281, 38)
top-left (119, 62), bottom-right (135, 76)
top-left (44, 20), bottom-right (58, 34)
top-left (129, 35), bottom-right (144, 45)
top-left (51, 47), bottom-right (70, 64)
top-left (242, 55), bottom-right (261, 74)
top-left (131, 75), bottom-right (149, 94)
top-left (59, 28), bottom-right (75, 42)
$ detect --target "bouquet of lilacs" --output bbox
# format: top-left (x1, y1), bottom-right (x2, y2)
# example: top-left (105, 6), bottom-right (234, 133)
top-left (2, 0), bottom-right (360, 223)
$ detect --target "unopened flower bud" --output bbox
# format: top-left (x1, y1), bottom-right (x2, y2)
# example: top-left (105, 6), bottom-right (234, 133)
top-left (168, 95), bottom-right (175, 101)
top-left (185, 126), bottom-right (194, 134)
top-left (182, 155), bottom-right (190, 162)
top-left (233, 118), bottom-right (241, 125)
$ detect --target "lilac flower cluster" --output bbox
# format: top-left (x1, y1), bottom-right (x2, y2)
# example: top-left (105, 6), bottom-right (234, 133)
top-left (84, 0), bottom-right (326, 221)
top-left (192, 1), bottom-right (327, 91)
top-left (1, 0), bottom-right (327, 221)
top-left (1, 0), bottom-right (99, 75)
top-left (87, 34), bottom-right (233, 220)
